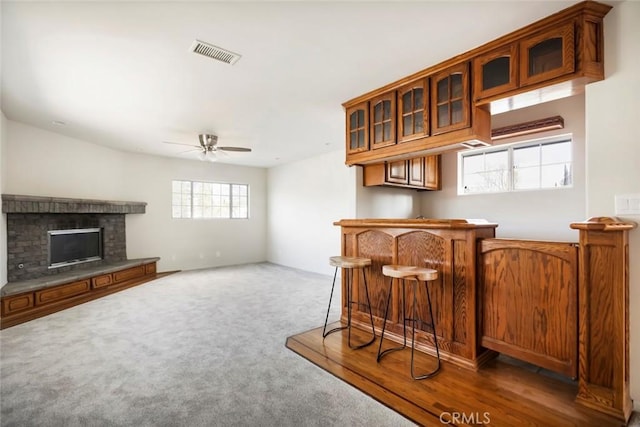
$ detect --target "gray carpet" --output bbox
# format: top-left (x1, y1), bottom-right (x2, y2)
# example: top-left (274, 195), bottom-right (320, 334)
top-left (0, 263), bottom-right (414, 427)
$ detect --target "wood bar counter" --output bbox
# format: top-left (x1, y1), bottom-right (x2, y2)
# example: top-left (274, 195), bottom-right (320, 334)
top-left (334, 218), bottom-right (498, 370)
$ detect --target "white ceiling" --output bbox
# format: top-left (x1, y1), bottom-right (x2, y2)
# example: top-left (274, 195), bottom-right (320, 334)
top-left (1, 1), bottom-right (581, 168)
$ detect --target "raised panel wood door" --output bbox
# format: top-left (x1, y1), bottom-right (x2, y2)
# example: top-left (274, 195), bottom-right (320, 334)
top-left (397, 79), bottom-right (429, 143)
top-left (345, 102), bottom-right (369, 155)
top-left (369, 92), bottom-right (396, 149)
top-left (431, 62), bottom-right (470, 135)
top-left (408, 157), bottom-right (425, 187)
top-left (386, 160), bottom-right (408, 185)
top-left (520, 22), bottom-right (575, 87)
top-left (479, 239), bottom-right (578, 377)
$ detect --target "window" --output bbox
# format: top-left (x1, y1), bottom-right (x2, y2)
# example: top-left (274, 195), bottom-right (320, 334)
top-left (172, 180), bottom-right (249, 219)
top-left (459, 137), bottom-right (572, 194)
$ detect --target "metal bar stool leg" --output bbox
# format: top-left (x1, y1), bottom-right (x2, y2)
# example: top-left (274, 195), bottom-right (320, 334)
top-left (323, 266), bottom-right (346, 338)
top-left (353, 266), bottom-right (376, 349)
top-left (411, 280), bottom-right (441, 379)
top-left (377, 277), bottom-right (407, 361)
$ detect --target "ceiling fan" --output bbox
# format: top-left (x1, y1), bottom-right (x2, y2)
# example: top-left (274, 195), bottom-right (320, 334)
top-left (163, 134), bottom-right (251, 162)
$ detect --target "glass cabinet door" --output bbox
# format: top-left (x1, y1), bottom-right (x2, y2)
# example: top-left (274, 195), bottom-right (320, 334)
top-left (345, 102), bottom-right (369, 154)
top-left (520, 22), bottom-right (575, 87)
top-left (370, 92), bottom-right (396, 149)
top-left (397, 79), bottom-right (429, 143)
top-left (473, 45), bottom-right (518, 101)
top-left (431, 62), bottom-right (470, 135)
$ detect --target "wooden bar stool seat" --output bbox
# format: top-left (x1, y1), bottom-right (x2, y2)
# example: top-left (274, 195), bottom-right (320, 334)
top-left (322, 256), bottom-right (376, 350)
top-left (377, 264), bottom-right (441, 379)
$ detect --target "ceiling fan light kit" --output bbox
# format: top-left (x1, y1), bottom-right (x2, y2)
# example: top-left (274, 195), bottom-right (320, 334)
top-left (162, 133), bottom-right (251, 162)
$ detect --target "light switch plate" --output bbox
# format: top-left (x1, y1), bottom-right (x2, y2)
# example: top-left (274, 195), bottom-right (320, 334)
top-left (615, 193), bottom-right (640, 215)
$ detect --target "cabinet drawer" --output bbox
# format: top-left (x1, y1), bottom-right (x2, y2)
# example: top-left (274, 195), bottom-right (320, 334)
top-left (2, 293), bottom-right (35, 315)
top-left (92, 274), bottom-right (113, 289)
top-left (144, 263), bottom-right (156, 275)
top-left (35, 280), bottom-right (90, 306)
top-left (113, 266), bottom-right (145, 283)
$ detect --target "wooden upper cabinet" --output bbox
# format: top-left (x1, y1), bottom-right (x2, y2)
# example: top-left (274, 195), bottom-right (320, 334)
top-left (431, 62), bottom-right (470, 135)
top-left (397, 79), bottom-right (429, 143)
top-left (345, 102), bottom-right (369, 155)
top-left (473, 45), bottom-right (518, 101)
top-left (519, 21), bottom-right (575, 87)
top-left (363, 155), bottom-right (440, 190)
top-left (370, 92), bottom-right (396, 149)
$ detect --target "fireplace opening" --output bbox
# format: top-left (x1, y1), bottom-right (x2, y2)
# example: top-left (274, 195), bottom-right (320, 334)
top-left (48, 228), bottom-right (103, 269)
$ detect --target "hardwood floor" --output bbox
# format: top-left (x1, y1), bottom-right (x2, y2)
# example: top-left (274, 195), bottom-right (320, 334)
top-left (286, 323), bottom-right (626, 427)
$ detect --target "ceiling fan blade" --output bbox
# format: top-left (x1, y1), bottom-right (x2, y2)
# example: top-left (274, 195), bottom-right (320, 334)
top-left (217, 146), bottom-right (252, 152)
top-left (177, 148), bottom-right (202, 154)
top-left (162, 141), bottom-right (200, 148)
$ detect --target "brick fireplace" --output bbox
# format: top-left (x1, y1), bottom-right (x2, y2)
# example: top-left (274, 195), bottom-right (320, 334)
top-left (2, 194), bottom-right (146, 283)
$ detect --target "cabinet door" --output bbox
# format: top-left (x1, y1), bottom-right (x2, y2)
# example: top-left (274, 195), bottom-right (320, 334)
top-left (386, 160), bottom-right (408, 184)
top-left (424, 155), bottom-right (441, 190)
top-left (345, 102), bottom-right (369, 154)
top-left (520, 22), bottom-right (575, 87)
top-left (370, 92), bottom-right (396, 149)
top-left (473, 45), bottom-right (518, 101)
top-left (397, 79), bottom-right (429, 143)
top-left (431, 62), bottom-right (470, 135)
top-left (408, 157), bottom-right (425, 187)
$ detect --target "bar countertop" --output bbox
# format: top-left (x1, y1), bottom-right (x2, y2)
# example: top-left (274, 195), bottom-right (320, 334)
top-left (334, 218), bottom-right (499, 229)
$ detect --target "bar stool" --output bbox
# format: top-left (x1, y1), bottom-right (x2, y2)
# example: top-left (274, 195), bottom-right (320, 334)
top-left (377, 264), bottom-right (441, 379)
top-left (322, 256), bottom-right (376, 349)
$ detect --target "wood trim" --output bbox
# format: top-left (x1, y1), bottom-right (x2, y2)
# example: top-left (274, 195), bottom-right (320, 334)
top-left (491, 115), bottom-right (564, 140)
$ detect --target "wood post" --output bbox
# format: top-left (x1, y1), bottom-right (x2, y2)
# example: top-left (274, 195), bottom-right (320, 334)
top-left (570, 217), bottom-right (637, 422)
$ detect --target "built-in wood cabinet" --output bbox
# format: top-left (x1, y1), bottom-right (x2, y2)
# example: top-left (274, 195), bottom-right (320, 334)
top-left (343, 1), bottom-right (611, 166)
top-left (431, 62), bottom-right (470, 135)
top-left (0, 261), bottom-right (159, 329)
top-left (346, 102), bottom-right (369, 155)
top-left (473, 45), bottom-right (518, 101)
top-left (397, 79), bottom-right (429, 143)
top-left (520, 22), bottom-right (575, 87)
top-left (363, 155), bottom-right (440, 190)
top-left (370, 92), bottom-right (396, 149)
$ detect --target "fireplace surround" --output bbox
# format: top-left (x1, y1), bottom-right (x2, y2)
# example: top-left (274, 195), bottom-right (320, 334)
top-left (2, 194), bottom-right (146, 283)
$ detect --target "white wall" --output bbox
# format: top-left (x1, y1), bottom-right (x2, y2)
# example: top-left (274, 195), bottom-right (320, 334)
top-left (0, 112), bottom-right (7, 285)
top-left (3, 119), bottom-right (267, 273)
top-left (585, 0), bottom-right (640, 410)
top-left (354, 167), bottom-right (422, 219)
top-left (266, 150), bottom-right (355, 275)
top-left (420, 94), bottom-right (586, 241)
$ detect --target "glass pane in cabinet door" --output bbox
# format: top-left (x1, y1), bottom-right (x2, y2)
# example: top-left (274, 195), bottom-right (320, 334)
top-left (357, 130), bottom-right (365, 147)
top-left (529, 38), bottom-right (563, 76)
top-left (350, 131), bottom-right (357, 150)
top-left (374, 103), bottom-right (383, 122)
top-left (483, 57), bottom-right (510, 90)
top-left (414, 88), bottom-right (423, 110)
top-left (438, 104), bottom-right (449, 128)
top-left (374, 124), bottom-right (383, 142)
top-left (415, 112), bottom-right (424, 133)
top-left (357, 110), bottom-right (364, 126)
top-left (383, 100), bottom-right (391, 120)
top-left (437, 78), bottom-right (449, 103)
top-left (403, 92), bottom-right (412, 112)
top-left (451, 74), bottom-right (463, 98)
top-left (403, 115), bottom-right (413, 136)
top-left (350, 112), bottom-right (357, 129)
top-left (451, 100), bottom-right (463, 124)
top-left (383, 123), bottom-right (391, 141)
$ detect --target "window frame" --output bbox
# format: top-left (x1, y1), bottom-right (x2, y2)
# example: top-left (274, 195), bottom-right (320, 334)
top-left (171, 180), bottom-right (249, 219)
top-left (457, 134), bottom-right (573, 195)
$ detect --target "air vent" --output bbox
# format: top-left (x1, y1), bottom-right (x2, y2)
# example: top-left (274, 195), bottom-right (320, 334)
top-left (190, 40), bottom-right (241, 65)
